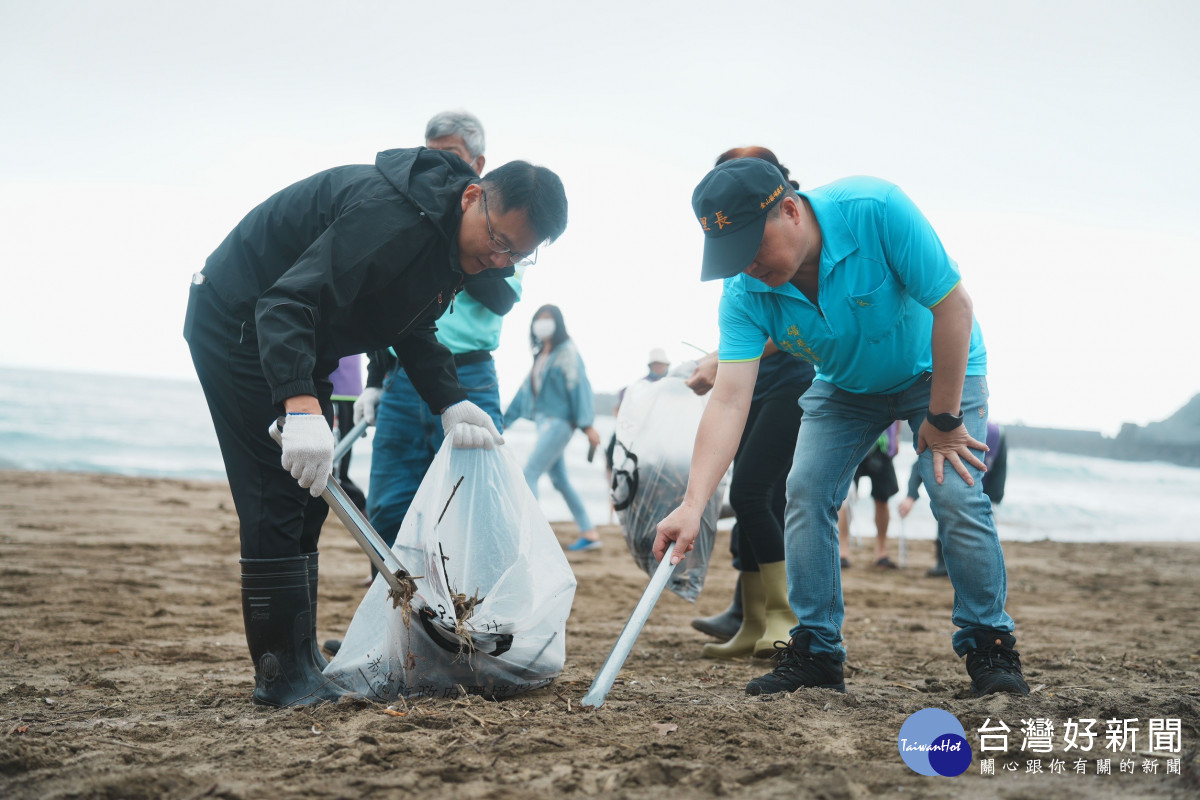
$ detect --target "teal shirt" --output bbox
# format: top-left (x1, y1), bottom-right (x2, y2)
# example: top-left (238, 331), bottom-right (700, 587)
top-left (436, 272), bottom-right (523, 355)
top-left (717, 176), bottom-right (987, 395)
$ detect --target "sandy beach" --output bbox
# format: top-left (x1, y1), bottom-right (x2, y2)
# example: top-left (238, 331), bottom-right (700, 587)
top-left (1, 470), bottom-right (1197, 798)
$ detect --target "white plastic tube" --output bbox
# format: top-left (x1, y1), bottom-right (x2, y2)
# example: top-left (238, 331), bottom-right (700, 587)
top-left (580, 542), bottom-right (678, 708)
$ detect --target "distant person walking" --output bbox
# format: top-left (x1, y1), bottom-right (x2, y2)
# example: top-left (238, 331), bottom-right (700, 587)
top-left (504, 305), bottom-right (602, 552)
top-left (837, 420), bottom-right (901, 569)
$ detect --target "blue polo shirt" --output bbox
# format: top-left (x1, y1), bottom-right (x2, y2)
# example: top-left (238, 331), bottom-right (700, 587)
top-left (717, 177), bottom-right (987, 395)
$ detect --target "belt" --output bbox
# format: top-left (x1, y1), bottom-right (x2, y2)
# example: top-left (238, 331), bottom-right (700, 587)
top-left (453, 350), bottom-right (493, 367)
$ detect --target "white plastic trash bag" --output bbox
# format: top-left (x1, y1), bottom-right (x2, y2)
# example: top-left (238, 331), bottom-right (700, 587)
top-left (610, 372), bottom-right (724, 602)
top-left (324, 438), bottom-right (577, 700)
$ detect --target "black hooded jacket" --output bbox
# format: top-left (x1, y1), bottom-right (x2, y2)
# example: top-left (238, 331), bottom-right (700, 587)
top-left (201, 147), bottom-right (514, 411)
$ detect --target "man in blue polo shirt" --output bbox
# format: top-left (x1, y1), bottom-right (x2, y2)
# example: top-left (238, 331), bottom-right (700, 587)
top-left (653, 158), bottom-right (1028, 698)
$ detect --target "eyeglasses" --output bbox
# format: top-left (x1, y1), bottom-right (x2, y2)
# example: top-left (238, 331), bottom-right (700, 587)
top-left (481, 190), bottom-right (538, 267)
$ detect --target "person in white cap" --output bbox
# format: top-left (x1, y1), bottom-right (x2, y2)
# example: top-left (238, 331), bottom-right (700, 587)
top-left (646, 347), bottom-right (671, 380)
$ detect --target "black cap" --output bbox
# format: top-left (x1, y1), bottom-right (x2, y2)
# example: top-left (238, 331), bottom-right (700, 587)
top-left (691, 158), bottom-right (790, 281)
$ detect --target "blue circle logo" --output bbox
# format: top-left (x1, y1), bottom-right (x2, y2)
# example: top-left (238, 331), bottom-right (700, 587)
top-left (898, 708), bottom-right (972, 777)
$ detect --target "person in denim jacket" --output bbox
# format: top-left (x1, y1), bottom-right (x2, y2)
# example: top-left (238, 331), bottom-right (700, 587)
top-left (505, 304), bottom-right (602, 551)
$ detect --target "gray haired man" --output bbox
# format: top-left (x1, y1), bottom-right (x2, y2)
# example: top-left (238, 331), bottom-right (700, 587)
top-left (425, 110), bottom-right (486, 174)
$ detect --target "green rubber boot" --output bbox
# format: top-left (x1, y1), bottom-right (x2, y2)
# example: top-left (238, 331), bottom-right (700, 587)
top-left (753, 561), bottom-right (798, 659)
top-left (702, 570), bottom-right (766, 659)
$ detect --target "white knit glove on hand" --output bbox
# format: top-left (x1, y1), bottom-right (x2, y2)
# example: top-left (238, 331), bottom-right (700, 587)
top-left (278, 414), bottom-right (335, 496)
top-left (441, 400), bottom-right (504, 449)
top-left (353, 386), bottom-right (383, 425)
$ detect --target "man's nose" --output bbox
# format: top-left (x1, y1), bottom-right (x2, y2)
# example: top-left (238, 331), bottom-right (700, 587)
top-left (487, 250), bottom-right (511, 268)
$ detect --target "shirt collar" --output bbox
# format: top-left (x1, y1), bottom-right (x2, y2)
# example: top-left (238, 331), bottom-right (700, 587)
top-left (802, 188), bottom-right (859, 271)
top-left (739, 273), bottom-right (804, 298)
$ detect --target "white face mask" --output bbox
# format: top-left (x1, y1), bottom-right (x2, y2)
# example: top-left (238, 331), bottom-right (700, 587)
top-left (532, 318), bottom-right (556, 341)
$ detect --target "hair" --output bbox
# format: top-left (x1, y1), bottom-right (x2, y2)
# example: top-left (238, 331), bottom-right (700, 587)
top-left (480, 161), bottom-right (569, 245)
top-left (529, 303), bottom-right (569, 353)
top-left (715, 146), bottom-right (799, 219)
top-left (425, 110), bottom-right (486, 158)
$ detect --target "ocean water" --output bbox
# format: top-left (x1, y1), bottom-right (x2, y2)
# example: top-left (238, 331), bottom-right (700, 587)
top-left (3, 366), bottom-right (1200, 544)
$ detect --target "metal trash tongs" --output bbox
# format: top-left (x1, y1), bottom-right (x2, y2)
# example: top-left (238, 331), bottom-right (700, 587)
top-left (269, 417), bottom-right (412, 599)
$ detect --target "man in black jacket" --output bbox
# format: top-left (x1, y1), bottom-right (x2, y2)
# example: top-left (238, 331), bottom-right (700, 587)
top-left (183, 147), bottom-right (567, 707)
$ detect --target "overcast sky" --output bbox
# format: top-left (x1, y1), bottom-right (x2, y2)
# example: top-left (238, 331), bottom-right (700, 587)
top-left (1, 1), bottom-right (1197, 434)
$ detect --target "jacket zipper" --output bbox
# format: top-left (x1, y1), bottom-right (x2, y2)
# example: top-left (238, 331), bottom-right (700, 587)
top-left (392, 275), bottom-right (464, 338)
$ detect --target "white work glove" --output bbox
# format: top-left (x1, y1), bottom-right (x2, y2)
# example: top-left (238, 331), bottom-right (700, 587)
top-left (441, 400), bottom-right (504, 449)
top-left (277, 414), bottom-right (335, 497)
top-left (353, 386), bottom-right (383, 425)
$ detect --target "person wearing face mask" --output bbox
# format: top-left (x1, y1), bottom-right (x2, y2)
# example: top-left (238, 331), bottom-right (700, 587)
top-left (184, 146), bottom-right (568, 707)
top-left (504, 305), bottom-right (603, 551)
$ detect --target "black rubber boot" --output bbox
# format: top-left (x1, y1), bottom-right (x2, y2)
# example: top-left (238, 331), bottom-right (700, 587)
top-left (691, 574), bottom-right (745, 642)
top-left (241, 556), bottom-right (347, 707)
top-left (303, 552), bottom-right (328, 669)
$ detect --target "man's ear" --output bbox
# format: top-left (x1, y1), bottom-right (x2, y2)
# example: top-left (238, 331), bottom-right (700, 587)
top-left (472, 155), bottom-right (486, 174)
top-left (461, 182), bottom-right (482, 212)
top-left (780, 195), bottom-right (800, 219)
top-left (779, 195), bottom-right (804, 227)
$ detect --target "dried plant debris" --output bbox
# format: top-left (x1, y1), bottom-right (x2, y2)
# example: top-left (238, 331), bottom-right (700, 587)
top-left (386, 569), bottom-right (423, 621)
top-left (451, 589), bottom-right (484, 623)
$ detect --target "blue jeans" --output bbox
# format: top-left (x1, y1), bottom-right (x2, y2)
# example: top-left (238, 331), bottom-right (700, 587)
top-left (784, 374), bottom-right (1013, 660)
top-left (367, 360), bottom-right (504, 547)
top-left (523, 414), bottom-right (594, 533)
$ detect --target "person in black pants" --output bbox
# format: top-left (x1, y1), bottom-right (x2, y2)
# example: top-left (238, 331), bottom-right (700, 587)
top-left (184, 149), bottom-right (567, 707)
top-left (686, 341), bottom-right (813, 657)
top-left (685, 146), bottom-right (816, 660)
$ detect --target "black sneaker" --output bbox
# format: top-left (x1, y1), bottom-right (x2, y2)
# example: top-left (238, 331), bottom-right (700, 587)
top-left (745, 633), bottom-right (846, 696)
top-left (963, 630), bottom-right (1030, 697)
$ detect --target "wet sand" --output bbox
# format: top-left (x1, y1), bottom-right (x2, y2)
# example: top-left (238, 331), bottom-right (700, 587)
top-left (1, 470), bottom-right (1197, 798)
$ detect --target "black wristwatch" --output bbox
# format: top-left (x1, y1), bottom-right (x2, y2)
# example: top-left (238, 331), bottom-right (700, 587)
top-left (926, 409), bottom-right (964, 432)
